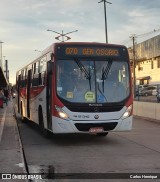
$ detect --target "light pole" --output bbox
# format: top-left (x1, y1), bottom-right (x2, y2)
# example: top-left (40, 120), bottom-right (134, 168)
top-left (0, 41), bottom-right (4, 69)
top-left (98, 0), bottom-right (112, 43)
top-left (3, 56), bottom-right (6, 69)
top-left (130, 34), bottom-right (137, 98)
top-left (5, 60), bottom-right (9, 82)
top-left (47, 29), bottom-right (78, 42)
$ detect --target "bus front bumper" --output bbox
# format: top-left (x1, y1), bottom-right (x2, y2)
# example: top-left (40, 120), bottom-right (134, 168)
top-left (51, 116), bottom-right (132, 134)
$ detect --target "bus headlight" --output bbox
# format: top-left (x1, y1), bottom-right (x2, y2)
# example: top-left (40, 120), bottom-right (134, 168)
top-left (55, 106), bottom-right (70, 120)
top-left (121, 105), bottom-right (133, 120)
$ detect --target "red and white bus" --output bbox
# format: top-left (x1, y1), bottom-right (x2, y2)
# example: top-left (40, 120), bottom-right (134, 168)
top-left (16, 42), bottom-right (133, 136)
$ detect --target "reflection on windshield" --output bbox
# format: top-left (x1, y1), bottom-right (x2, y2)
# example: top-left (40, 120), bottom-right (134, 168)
top-left (56, 59), bottom-right (130, 103)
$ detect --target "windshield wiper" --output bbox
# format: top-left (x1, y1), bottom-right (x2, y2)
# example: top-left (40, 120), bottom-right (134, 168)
top-left (74, 58), bottom-right (91, 91)
top-left (101, 60), bottom-right (112, 92)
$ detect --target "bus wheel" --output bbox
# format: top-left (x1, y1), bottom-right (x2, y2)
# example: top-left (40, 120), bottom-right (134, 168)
top-left (39, 107), bottom-right (49, 137)
top-left (96, 132), bottom-right (108, 137)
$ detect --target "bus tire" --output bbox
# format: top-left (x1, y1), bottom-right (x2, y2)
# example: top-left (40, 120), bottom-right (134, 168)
top-left (96, 132), bottom-right (108, 137)
top-left (39, 107), bottom-right (49, 137)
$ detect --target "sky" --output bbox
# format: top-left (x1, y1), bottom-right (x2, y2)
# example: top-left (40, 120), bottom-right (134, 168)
top-left (0, 0), bottom-right (160, 84)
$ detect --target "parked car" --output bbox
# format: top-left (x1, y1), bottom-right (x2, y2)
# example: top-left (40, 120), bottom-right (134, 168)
top-left (136, 84), bottom-right (148, 96)
top-left (141, 86), bottom-right (157, 96)
top-left (152, 89), bottom-right (157, 96)
top-left (157, 88), bottom-right (160, 102)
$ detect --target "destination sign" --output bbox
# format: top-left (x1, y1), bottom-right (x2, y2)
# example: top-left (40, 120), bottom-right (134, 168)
top-left (64, 47), bottom-right (119, 57)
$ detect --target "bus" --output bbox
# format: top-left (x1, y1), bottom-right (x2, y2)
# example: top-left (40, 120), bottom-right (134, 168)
top-left (16, 42), bottom-right (133, 136)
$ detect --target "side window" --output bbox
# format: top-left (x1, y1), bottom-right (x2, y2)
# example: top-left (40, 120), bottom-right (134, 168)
top-left (33, 63), bottom-right (36, 74)
top-left (40, 57), bottom-right (47, 73)
top-left (32, 57), bottom-right (46, 87)
top-left (39, 56), bottom-right (47, 85)
top-left (20, 69), bottom-right (26, 88)
top-left (16, 73), bottom-right (21, 90)
top-left (21, 70), bottom-right (24, 79)
top-left (151, 61), bottom-right (154, 69)
top-left (157, 58), bottom-right (160, 68)
top-left (33, 62), bottom-right (39, 74)
top-left (32, 61), bottom-right (40, 87)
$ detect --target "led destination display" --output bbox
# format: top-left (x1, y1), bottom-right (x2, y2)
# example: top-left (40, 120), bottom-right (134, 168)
top-left (56, 45), bottom-right (125, 58)
top-left (65, 47), bottom-right (119, 56)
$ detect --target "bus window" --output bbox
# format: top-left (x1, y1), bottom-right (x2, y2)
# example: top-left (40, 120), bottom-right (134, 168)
top-left (56, 61), bottom-right (76, 99)
top-left (39, 57), bottom-right (47, 85)
top-left (32, 61), bottom-right (40, 86)
top-left (95, 61), bottom-right (129, 103)
top-left (40, 57), bottom-right (47, 73)
top-left (19, 69), bottom-right (26, 88)
top-left (56, 59), bottom-right (130, 103)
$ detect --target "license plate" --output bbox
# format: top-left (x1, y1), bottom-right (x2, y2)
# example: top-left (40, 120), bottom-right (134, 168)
top-left (89, 127), bottom-right (104, 133)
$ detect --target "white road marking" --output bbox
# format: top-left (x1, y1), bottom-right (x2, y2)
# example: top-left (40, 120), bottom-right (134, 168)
top-left (0, 109), bottom-right (7, 143)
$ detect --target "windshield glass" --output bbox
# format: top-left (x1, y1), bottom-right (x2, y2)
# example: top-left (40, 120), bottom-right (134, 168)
top-left (56, 59), bottom-right (130, 103)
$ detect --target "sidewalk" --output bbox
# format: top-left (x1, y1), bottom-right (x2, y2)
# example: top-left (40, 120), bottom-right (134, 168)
top-left (0, 100), bottom-right (27, 180)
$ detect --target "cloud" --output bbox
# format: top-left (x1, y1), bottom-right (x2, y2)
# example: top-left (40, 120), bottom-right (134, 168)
top-left (1, 0), bottom-right (160, 84)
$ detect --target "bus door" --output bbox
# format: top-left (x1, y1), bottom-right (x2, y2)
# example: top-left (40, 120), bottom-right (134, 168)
top-left (46, 61), bottom-right (53, 130)
top-left (27, 69), bottom-right (32, 118)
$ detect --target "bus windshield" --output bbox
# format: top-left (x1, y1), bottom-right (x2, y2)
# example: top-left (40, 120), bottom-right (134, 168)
top-left (56, 59), bottom-right (130, 103)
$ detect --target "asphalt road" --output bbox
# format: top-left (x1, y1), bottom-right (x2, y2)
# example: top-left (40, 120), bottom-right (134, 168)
top-left (15, 114), bottom-right (160, 182)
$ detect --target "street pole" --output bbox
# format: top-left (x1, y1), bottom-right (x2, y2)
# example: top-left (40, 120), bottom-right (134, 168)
top-left (98, 0), bottom-right (112, 43)
top-left (130, 35), bottom-right (136, 98)
top-left (47, 29), bottom-right (78, 42)
top-left (5, 60), bottom-right (9, 82)
top-left (62, 30), bottom-right (64, 42)
top-left (3, 56), bottom-right (6, 72)
top-left (0, 41), bottom-right (4, 69)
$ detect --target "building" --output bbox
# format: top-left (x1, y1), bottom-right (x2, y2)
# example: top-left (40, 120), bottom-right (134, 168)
top-left (129, 34), bottom-right (160, 85)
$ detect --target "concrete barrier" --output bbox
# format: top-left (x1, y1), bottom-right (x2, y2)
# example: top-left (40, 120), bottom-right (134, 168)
top-left (133, 101), bottom-right (160, 122)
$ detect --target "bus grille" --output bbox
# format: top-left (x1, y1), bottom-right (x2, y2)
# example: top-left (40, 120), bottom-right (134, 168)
top-left (75, 122), bottom-right (118, 132)
top-left (66, 105), bottom-right (123, 113)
